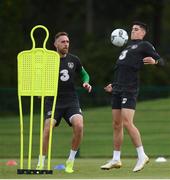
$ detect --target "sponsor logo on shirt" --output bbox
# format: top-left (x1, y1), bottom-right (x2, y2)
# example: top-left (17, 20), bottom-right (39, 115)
top-left (152, 45), bottom-right (155, 50)
top-left (68, 62), bottom-right (74, 69)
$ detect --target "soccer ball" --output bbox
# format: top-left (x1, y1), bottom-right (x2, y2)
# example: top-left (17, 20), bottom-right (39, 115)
top-left (111, 29), bottom-right (128, 47)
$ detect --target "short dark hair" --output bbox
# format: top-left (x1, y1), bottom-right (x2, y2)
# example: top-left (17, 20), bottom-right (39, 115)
top-left (132, 21), bottom-right (148, 32)
top-left (55, 32), bottom-right (69, 40)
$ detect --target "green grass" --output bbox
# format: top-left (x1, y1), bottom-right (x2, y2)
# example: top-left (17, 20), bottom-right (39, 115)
top-left (0, 98), bottom-right (170, 158)
top-left (0, 158), bottom-right (170, 179)
top-left (0, 98), bottom-right (170, 178)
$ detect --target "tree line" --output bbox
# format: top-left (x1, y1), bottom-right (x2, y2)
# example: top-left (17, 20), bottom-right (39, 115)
top-left (0, 0), bottom-right (169, 88)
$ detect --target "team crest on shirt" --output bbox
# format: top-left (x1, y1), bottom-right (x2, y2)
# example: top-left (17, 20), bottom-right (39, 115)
top-left (131, 44), bottom-right (138, 49)
top-left (68, 62), bottom-right (74, 69)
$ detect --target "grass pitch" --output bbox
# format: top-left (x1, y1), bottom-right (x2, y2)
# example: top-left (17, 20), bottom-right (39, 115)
top-left (0, 158), bottom-right (170, 179)
top-left (0, 98), bottom-right (170, 178)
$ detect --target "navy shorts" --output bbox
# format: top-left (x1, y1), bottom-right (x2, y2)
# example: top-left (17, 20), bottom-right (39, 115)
top-left (111, 90), bottom-right (138, 110)
top-left (45, 100), bottom-right (82, 127)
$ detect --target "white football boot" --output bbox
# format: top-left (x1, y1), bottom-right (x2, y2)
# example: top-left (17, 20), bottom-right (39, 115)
top-left (101, 160), bottom-right (122, 170)
top-left (133, 155), bottom-right (149, 172)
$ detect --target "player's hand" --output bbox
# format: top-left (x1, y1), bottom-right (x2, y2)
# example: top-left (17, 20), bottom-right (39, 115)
top-left (143, 57), bottom-right (157, 64)
top-left (83, 83), bottom-right (92, 93)
top-left (104, 84), bottom-right (112, 93)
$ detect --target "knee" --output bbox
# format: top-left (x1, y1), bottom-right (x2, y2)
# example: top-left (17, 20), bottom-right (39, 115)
top-left (44, 119), bottom-right (55, 136)
top-left (123, 118), bottom-right (132, 129)
top-left (75, 121), bottom-right (84, 132)
top-left (113, 120), bottom-right (122, 131)
top-left (73, 120), bottom-right (84, 136)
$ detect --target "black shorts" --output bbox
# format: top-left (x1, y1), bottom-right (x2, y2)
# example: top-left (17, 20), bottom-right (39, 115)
top-left (111, 90), bottom-right (138, 110)
top-left (45, 99), bottom-right (82, 127)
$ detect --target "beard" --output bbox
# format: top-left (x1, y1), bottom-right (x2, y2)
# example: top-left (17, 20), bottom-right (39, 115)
top-left (59, 48), bottom-right (68, 55)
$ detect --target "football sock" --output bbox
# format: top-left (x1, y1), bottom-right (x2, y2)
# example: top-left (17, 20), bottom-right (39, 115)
top-left (136, 146), bottom-right (146, 159)
top-left (37, 155), bottom-right (46, 166)
top-left (68, 150), bottom-right (77, 161)
top-left (112, 150), bottom-right (121, 161)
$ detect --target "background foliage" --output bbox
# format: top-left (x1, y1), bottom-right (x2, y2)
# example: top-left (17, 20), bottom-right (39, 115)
top-left (0, 0), bottom-right (170, 88)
